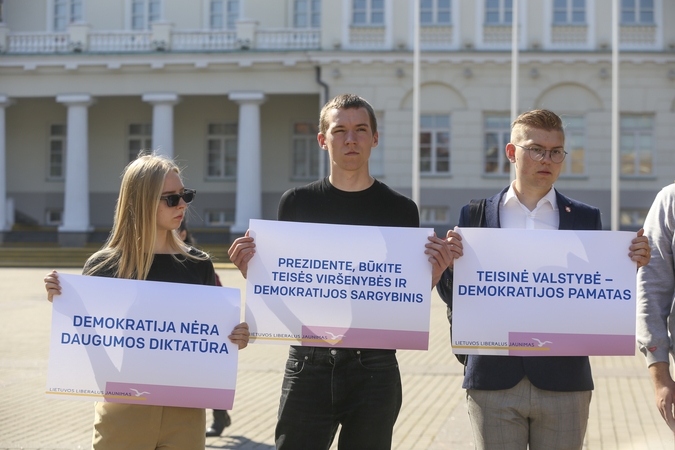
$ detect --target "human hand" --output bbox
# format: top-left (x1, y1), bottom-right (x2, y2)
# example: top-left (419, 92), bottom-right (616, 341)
top-left (229, 322), bottom-right (250, 350)
top-left (445, 227), bottom-right (463, 267)
top-left (650, 362), bottom-right (675, 431)
top-left (630, 228), bottom-right (651, 268)
top-left (427, 228), bottom-right (463, 288)
top-left (44, 270), bottom-right (61, 302)
top-left (227, 230), bottom-right (256, 279)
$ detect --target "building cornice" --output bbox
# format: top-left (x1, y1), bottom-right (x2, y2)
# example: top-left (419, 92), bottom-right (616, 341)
top-left (0, 50), bottom-right (672, 73)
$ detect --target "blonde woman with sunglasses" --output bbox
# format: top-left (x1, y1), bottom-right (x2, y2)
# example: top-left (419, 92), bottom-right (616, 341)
top-left (44, 154), bottom-right (249, 449)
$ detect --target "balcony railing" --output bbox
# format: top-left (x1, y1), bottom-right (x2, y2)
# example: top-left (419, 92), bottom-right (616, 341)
top-left (89, 31), bottom-right (152, 52)
top-left (420, 25), bottom-right (454, 50)
top-left (257, 28), bottom-right (320, 50)
top-left (482, 24), bottom-right (513, 47)
top-left (2, 23), bottom-right (664, 54)
top-left (7, 32), bottom-right (70, 53)
top-left (551, 25), bottom-right (589, 47)
top-left (349, 26), bottom-right (386, 49)
top-left (172, 30), bottom-right (237, 51)
top-left (620, 24), bottom-right (658, 48)
top-left (3, 26), bottom-right (321, 54)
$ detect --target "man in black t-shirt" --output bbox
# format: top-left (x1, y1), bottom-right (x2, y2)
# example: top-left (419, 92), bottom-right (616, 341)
top-left (229, 94), bottom-right (459, 449)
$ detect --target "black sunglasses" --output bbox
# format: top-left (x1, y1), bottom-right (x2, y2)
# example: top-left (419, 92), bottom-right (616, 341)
top-left (160, 189), bottom-right (196, 207)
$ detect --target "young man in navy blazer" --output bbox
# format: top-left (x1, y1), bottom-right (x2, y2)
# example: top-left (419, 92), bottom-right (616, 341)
top-left (437, 109), bottom-right (651, 450)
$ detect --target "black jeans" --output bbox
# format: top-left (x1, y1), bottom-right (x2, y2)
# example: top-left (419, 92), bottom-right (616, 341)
top-left (275, 346), bottom-right (402, 450)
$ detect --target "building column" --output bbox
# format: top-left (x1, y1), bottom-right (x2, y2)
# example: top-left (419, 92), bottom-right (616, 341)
top-left (0, 95), bottom-right (13, 243)
top-left (142, 93), bottom-right (180, 158)
top-left (56, 94), bottom-right (95, 247)
top-left (228, 91), bottom-right (266, 235)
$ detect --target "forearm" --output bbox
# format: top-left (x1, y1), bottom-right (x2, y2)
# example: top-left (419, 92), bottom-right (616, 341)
top-left (650, 362), bottom-right (674, 389)
top-left (649, 361), bottom-right (675, 430)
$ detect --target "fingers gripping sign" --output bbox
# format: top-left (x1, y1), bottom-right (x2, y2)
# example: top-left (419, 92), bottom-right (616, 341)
top-left (446, 227), bottom-right (464, 265)
top-left (228, 322), bottom-right (251, 350)
top-left (44, 270), bottom-right (61, 303)
top-left (427, 227), bottom-right (463, 288)
top-left (228, 229), bottom-right (256, 279)
top-left (630, 228), bottom-right (651, 269)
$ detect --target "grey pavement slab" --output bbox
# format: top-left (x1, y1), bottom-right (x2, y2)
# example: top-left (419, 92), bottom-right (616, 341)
top-left (0, 268), bottom-right (671, 449)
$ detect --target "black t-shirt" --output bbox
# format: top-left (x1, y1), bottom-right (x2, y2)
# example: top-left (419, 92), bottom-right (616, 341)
top-left (83, 249), bottom-right (216, 286)
top-left (277, 177), bottom-right (419, 353)
top-left (278, 177), bottom-right (419, 228)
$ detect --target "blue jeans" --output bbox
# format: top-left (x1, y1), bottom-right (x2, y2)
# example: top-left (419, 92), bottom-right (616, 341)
top-left (275, 346), bottom-right (402, 450)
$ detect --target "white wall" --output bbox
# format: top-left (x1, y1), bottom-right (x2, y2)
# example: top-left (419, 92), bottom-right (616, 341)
top-left (4, 0), bottom-right (47, 32)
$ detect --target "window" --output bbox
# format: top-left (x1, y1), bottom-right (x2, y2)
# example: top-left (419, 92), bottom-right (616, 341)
top-left (352, 0), bottom-right (384, 25)
top-left (210, 0), bottom-right (239, 30)
top-left (621, 0), bottom-right (654, 24)
top-left (49, 124), bottom-right (66, 180)
top-left (53, 0), bottom-right (83, 31)
top-left (559, 116), bottom-right (586, 175)
top-left (553, 0), bottom-right (585, 24)
top-left (294, 0), bottom-right (321, 28)
top-left (131, 0), bottom-right (161, 30)
top-left (128, 124), bottom-right (152, 162)
top-left (485, 0), bottom-right (512, 24)
top-left (210, 0), bottom-right (224, 29)
top-left (292, 122), bottom-right (320, 180)
top-left (620, 208), bottom-right (648, 230)
top-left (207, 123), bottom-right (238, 179)
top-left (420, 114), bottom-right (450, 175)
top-left (204, 209), bottom-right (235, 226)
top-left (421, 0), bottom-right (451, 24)
top-left (45, 209), bottom-right (63, 226)
top-left (420, 206), bottom-right (449, 224)
top-left (620, 115), bottom-right (653, 176)
top-left (483, 115), bottom-right (511, 175)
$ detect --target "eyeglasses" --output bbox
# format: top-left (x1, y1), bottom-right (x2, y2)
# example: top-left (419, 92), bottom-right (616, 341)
top-left (514, 144), bottom-right (567, 164)
top-left (160, 189), bottom-right (196, 207)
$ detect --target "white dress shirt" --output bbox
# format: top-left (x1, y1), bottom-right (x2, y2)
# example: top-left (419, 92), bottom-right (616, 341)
top-left (499, 182), bottom-right (559, 230)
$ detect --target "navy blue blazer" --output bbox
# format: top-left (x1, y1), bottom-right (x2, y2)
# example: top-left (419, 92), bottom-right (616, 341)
top-left (437, 187), bottom-right (602, 392)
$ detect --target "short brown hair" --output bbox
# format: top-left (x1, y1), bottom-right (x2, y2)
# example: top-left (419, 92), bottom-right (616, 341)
top-left (511, 109), bottom-right (565, 143)
top-left (319, 93), bottom-right (377, 135)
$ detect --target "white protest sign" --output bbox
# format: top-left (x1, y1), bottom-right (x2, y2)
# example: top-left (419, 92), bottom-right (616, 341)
top-left (245, 219), bottom-right (434, 350)
top-left (452, 228), bottom-right (636, 356)
top-left (46, 273), bottom-right (241, 409)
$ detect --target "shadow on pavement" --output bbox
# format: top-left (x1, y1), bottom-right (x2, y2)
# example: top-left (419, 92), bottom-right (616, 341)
top-left (206, 435), bottom-right (275, 449)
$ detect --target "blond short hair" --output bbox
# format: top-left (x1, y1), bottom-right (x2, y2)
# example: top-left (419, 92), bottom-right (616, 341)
top-left (511, 109), bottom-right (565, 144)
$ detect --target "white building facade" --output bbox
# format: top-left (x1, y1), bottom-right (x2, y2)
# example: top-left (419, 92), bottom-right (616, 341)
top-left (0, 0), bottom-right (674, 244)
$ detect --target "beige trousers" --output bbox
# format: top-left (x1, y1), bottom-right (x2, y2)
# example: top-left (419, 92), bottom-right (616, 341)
top-left (467, 377), bottom-right (592, 450)
top-left (92, 402), bottom-right (205, 450)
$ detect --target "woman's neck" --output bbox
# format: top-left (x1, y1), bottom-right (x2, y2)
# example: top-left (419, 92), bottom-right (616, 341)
top-left (153, 230), bottom-right (175, 254)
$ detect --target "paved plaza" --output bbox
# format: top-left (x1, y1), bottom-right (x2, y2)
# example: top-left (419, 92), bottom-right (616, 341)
top-left (0, 267), bottom-right (672, 449)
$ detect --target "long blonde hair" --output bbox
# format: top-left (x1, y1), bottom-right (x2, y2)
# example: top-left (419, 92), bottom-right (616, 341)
top-left (85, 154), bottom-right (200, 280)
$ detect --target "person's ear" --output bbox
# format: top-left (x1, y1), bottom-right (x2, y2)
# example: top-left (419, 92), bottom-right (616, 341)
top-left (505, 143), bottom-right (516, 163)
top-left (317, 132), bottom-right (327, 150)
